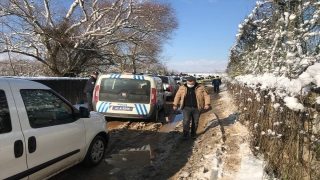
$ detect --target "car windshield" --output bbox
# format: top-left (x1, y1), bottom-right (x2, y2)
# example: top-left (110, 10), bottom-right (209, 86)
top-left (99, 78), bottom-right (150, 103)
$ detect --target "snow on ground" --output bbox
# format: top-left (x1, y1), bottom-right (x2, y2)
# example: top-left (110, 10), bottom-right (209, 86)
top-left (217, 87), bottom-right (264, 180)
top-left (236, 142), bottom-right (264, 180)
top-left (175, 84), bottom-right (265, 180)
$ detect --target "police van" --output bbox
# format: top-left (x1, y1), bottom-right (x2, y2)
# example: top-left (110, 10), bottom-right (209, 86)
top-left (92, 74), bottom-right (166, 121)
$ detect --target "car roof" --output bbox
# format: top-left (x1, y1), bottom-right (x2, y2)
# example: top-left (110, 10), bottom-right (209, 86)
top-left (0, 77), bottom-right (50, 89)
top-left (98, 73), bottom-right (162, 80)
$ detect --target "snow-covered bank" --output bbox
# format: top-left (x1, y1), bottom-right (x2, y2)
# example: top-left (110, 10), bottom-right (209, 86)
top-left (228, 65), bottom-right (320, 179)
top-left (232, 63), bottom-right (320, 112)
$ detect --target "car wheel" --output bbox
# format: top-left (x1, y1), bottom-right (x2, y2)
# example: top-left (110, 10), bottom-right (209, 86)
top-left (84, 136), bottom-right (106, 167)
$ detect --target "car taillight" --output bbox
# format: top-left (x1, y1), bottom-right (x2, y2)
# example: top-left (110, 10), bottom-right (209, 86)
top-left (151, 88), bottom-right (156, 104)
top-left (93, 85), bottom-right (100, 101)
top-left (169, 85), bottom-right (173, 92)
top-left (166, 115), bottom-right (172, 122)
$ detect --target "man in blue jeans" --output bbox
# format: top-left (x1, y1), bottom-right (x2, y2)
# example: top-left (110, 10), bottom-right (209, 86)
top-left (173, 76), bottom-right (211, 139)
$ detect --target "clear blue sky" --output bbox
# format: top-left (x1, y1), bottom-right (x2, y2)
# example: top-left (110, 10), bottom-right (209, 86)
top-left (164, 0), bottom-right (257, 73)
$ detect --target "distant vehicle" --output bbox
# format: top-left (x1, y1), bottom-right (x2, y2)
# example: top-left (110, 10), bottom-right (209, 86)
top-left (173, 76), bottom-right (181, 82)
top-left (156, 76), bottom-right (180, 101)
top-left (93, 74), bottom-right (166, 121)
top-left (0, 77), bottom-right (109, 180)
top-left (176, 77), bottom-right (187, 84)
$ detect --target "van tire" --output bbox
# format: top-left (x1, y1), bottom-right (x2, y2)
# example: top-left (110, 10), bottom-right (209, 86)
top-left (83, 136), bottom-right (106, 167)
top-left (150, 108), bottom-right (159, 122)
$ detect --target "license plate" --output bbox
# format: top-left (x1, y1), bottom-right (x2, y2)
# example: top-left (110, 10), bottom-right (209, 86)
top-left (112, 106), bottom-right (133, 111)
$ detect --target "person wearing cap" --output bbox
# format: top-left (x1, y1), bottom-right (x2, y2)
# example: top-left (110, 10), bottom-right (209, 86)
top-left (173, 76), bottom-right (211, 139)
top-left (84, 72), bottom-right (99, 111)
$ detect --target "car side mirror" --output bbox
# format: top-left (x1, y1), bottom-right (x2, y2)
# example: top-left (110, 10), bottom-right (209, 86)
top-left (79, 106), bottom-right (90, 118)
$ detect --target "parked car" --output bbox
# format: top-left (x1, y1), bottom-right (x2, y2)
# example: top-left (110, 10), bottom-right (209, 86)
top-left (156, 76), bottom-right (179, 101)
top-left (173, 76), bottom-right (181, 83)
top-left (0, 77), bottom-right (109, 180)
top-left (92, 73), bottom-right (166, 122)
top-left (176, 77), bottom-right (187, 85)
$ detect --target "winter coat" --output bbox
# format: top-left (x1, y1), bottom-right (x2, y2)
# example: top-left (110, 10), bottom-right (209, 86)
top-left (212, 78), bottom-right (222, 86)
top-left (84, 76), bottom-right (97, 93)
top-left (173, 83), bottom-right (211, 111)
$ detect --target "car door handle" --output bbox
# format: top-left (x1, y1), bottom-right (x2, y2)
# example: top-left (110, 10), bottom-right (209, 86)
top-left (14, 140), bottom-right (24, 158)
top-left (28, 136), bottom-right (37, 153)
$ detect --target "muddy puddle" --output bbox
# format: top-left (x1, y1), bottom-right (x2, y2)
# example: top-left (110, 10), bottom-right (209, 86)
top-left (105, 144), bottom-right (155, 175)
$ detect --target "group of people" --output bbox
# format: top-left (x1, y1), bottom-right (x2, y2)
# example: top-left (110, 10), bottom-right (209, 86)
top-left (84, 71), bottom-right (222, 141)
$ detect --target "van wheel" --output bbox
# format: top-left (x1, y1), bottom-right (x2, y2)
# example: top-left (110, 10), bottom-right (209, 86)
top-left (84, 136), bottom-right (106, 167)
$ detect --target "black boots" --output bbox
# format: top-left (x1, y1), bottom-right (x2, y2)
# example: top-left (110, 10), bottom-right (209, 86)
top-left (182, 131), bottom-right (188, 139)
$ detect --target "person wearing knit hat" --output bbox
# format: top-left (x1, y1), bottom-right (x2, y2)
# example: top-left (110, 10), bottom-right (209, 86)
top-left (173, 76), bottom-right (211, 139)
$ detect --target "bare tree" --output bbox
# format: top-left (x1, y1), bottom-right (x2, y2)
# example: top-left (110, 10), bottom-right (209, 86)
top-left (104, 1), bottom-right (178, 74)
top-left (0, 0), bottom-right (178, 77)
top-left (0, 58), bottom-right (45, 76)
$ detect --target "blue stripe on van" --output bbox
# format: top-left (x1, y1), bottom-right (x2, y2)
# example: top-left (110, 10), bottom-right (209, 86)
top-left (143, 105), bottom-right (148, 114)
top-left (134, 104), bottom-right (140, 115)
top-left (138, 104), bottom-right (145, 115)
top-left (98, 102), bottom-right (111, 112)
top-left (133, 75), bottom-right (145, 80)
top-left (98, 102), bottom-right (106, 112)
top-left (103, 102), bottom-right (111, 112)
top-left (109, 74), bottom-right (121, 78)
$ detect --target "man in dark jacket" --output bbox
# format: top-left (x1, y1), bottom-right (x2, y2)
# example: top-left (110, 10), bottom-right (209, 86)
top-left (84, 72), bottom-right (99, 111)
top-left (173, 76), bottom-right (211, 139)
top-left (212, 76), bottom-right (222, 93)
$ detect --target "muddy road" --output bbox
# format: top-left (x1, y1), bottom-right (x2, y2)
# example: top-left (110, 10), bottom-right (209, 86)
top-left (50, 101), bottom-right (187, 180)
top-left (50, 85), bottom-right (220, 180)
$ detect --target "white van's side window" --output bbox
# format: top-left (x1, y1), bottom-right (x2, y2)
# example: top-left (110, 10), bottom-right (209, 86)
top-left (0, 90), bottom-right (12, 134)
top-left (20, 90), bottom-right (75, 128)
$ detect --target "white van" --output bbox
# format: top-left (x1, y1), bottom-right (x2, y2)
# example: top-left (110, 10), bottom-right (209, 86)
top-left (92, 74), bottom-right (166, 121)
top-left (0, 77), bottom-right (109, 180)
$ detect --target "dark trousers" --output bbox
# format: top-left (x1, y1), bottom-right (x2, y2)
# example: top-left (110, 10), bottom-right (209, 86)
top-left (214, 85), bottom-right (220, 93)
top-left (182, 107), bottom-right (200, 135)
top-left (86, 93), bottom-right (93, 111)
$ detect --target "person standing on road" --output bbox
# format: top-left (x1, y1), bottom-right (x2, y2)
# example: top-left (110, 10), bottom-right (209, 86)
top-left (212, 76), bottom-right (222, 93)
top-left (84, 72), bottom-right (99, 111)
top-left (173, 76), bottom-right (211, 139)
